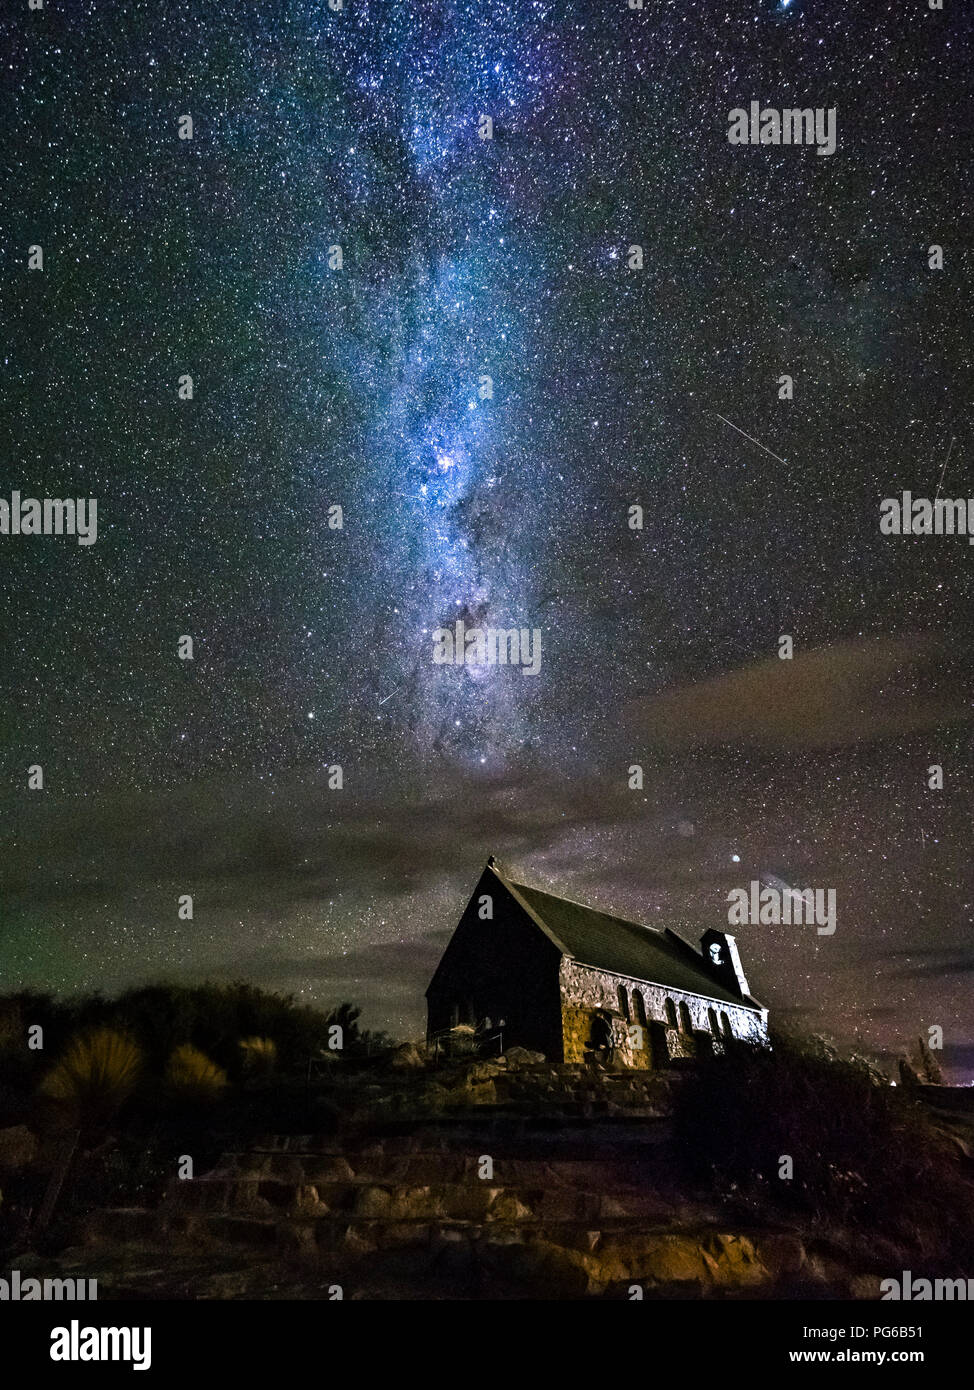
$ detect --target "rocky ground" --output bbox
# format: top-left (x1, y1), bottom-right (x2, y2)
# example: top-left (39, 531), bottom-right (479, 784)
top-left (8, 1048), bottom-right (963, 1300)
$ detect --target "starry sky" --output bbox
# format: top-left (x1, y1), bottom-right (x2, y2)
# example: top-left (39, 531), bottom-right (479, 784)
top-left (2, 0), bottom-right (973, 1076)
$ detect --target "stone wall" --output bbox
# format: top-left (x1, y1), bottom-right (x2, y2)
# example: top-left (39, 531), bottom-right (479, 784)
top-left (559, 958), bottom-right (768, 1067)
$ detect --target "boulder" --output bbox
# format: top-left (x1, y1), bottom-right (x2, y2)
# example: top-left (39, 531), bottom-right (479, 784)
top-left (488, 1191), bottom-right (536, 1222)
top-left (463, 1060), bottom-right (505, 1083)
top-left (501, 1047), bottom-right (546, 1069)
top-left (355, 1186), bottom-right (393, 1218)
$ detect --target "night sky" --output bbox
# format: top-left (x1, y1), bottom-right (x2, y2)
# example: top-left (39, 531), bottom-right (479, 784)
top-left (2, 0), bottom-right (972, 1077)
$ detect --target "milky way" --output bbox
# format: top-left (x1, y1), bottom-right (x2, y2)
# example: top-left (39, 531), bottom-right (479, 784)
top-left (2, 0), bottom-right (973, 1075)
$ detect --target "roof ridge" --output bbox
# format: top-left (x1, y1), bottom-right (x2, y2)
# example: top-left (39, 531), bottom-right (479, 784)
top-left (486, 861), bottom-right (573, 956)
top-left (509, 876), bottom-right (668, 940)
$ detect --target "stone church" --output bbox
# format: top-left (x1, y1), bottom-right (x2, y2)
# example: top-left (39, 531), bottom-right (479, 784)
top-left (426, 857), bottom-right (770, 1068)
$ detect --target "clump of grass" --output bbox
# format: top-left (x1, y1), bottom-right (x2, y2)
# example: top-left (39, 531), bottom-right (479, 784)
top-left (164, 1044), bottom-right (227, 1102)
top-left (40, 1028), bottom-right (142, 1128)
top-left (238, 1036), bottom-right (277, 1076)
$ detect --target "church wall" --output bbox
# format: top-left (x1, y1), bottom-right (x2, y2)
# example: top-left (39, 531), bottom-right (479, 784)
top-left (559, 958), bottom-right (768, 1067)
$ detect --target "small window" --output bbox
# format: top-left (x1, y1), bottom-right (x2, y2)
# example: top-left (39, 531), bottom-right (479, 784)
top-left (679, 1002), bottom-right (693, 1033)
top-left (708, 1007), bottom-right (720, 1034)
top-left (664, 998), bottom-right (678, 1028)
top-left (721, 1012), bottom-right (732, 1038)
top-left (634, 992), bottom-right (648, 1027)
top-left (617, 985), bottom-right (631, 1022)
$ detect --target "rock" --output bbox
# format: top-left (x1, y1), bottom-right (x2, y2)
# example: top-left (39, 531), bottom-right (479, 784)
top-left (754, 1232), bottom-right (806, 1279)
top-left (629, 1234), bottom-right (712, 1286)
top-left (354, 1185), bottom-right (393, 1218)
top-left (306, 1156), bottom-right (355, 1182)
top-left (501, 1047), bottom-right (546, 1069)
top-left (488, 1191), bottom-right (536, 1222)
top-left (292, 1185), bottom-right (330, 1216)
top-left (463, 1080), bottom-right (497, 1106)
top-left (387, 1186), bottom-right (442, 1220)
top-left (419, 1082), bottom-right (451, 1109)
top-left (463, 1060), bottom-right (505, 1083)
top-left (517, 1239), bottom-right (594, 1296)
top-left (0, 1125), bottom-right (37, 1171)
top-left (338, 1224), bottom-right (376, 1254)
top-left (699, 1233), bottom-right (766, 1287)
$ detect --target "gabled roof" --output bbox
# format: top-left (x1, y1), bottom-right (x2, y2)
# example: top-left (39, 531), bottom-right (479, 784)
top-left (492, 861), bottom-right (763, 1012)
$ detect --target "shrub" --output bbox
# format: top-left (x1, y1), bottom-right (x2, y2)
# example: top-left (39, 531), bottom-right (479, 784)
top-left (238, 1036), bottom-right (277, 1076)
top-left (164, 1044), bottom-right (228, 1102)
top-left (40, 1029), bottom-right (142, 1129)
top-left (673, 1032), bottom-right (974, 1262)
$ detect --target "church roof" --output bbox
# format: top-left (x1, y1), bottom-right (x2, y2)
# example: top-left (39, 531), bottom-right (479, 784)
top-left (494, 864), bottom-right (762, 1011)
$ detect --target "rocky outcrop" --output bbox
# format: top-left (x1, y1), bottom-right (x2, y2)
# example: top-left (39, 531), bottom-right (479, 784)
top-left (71, 1066), bottom-right (908, 1299)
top-left (80, 1119), bottom-right (878, 1298)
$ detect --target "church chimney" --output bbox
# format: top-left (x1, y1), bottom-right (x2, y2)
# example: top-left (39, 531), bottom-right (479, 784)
top-left (700, 929), bottom-right (751, 998)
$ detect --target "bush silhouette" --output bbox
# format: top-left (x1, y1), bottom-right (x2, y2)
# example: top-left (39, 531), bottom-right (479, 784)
top-left (40, 1028), bottom-right (142, 1130)
top-left (674, 1032), bottom-right (974, 1261)
top-left (164, 1044), bottom-right (228, 1102)
top-left (238, 1036), bottom-right (277, 1076)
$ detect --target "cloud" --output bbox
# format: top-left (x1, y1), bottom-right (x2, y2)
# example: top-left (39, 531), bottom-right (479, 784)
top-left (623, 633), bottom-right (970, 749)
top-left (884, 948), bottom-right (974, 981)
top-left (0, 762), bottom-right (633, 916)
top-left (219, 930), bottom-right (454, 987)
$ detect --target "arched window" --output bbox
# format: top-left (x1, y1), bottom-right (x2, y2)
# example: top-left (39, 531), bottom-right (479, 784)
top-left (708, 1007), bottom-right (720, 1034)
top-left (721, 1012), bottom-right (732, 1038)
top-left (679, 1002), bottom-right (693, 1033)
top-left (634, 992), bottom-right (648, 1027)
top-left (664, 998), bottom-right (678, 1028)
top-left (617, 985), bottom-right (631, 1022)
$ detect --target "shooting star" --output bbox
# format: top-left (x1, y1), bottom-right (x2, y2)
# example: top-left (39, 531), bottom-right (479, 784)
top-left (716, 413), bottom-right (787, 465)
top-left (934, 436), bottom-right (956, 500)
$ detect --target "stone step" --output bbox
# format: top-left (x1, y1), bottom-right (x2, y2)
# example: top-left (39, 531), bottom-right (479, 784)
top-left (162, 1177), bottom-right (662, 1224)
top-left (84, 1208), bottom-right (811, 1296)
top-left (195, 1146), bottom-right (663, 1184)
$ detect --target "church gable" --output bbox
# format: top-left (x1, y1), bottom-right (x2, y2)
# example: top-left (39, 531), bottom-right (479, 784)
top-left (425, 864), bottom-right (563, 1056)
